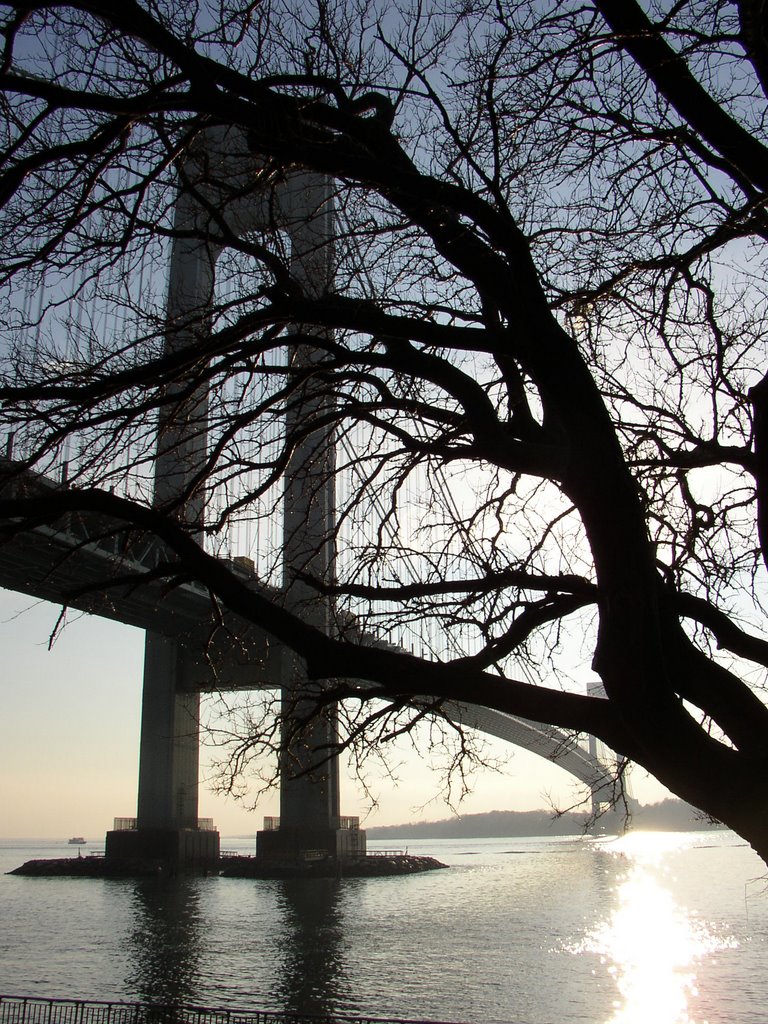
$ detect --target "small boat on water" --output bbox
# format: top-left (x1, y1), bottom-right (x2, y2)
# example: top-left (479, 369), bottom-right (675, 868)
top-left (68, 837), bottom-right (86, 845)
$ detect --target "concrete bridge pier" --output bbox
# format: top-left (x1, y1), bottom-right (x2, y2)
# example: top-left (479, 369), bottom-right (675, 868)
top-left (256, 171), bottom-right (366, 866)
top-left (106, 138), bottom-right (363, 871)
top-left (105, 181), bottom-right (222, 872)
top-left (105, 634), bottom-right (220, 870)
top-left (255, 656), bottom-right (366, 864)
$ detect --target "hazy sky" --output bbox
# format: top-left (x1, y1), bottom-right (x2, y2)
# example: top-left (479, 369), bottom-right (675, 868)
top-left (0, 586), bottom-right (670, 840)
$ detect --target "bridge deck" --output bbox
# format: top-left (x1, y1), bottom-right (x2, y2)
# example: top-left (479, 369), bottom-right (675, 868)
top-left (0, 459), bottom-right (611, 792)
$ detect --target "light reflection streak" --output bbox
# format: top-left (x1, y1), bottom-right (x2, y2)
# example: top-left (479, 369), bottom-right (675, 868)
top-left (573, 832), bottom-right (737, 1024)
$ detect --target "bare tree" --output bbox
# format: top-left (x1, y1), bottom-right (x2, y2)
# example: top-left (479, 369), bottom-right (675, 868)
top-left (2, 0), bottom-right (768, 858)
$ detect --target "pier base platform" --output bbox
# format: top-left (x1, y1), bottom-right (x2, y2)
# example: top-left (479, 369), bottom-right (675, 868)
top-left (105, 827), bottom-right (220, 872)
top-left (256, 825), bottom-right (367, 865)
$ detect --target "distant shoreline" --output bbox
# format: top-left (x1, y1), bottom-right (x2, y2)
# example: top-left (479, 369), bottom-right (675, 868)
top-left (366, 798), bottom-right (724, 841)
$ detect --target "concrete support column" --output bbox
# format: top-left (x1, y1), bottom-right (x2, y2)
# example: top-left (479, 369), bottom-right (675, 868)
top-left (107, 628), bottom-right (218, 869)
top-left (132, 207), bottom-right (216, 839)
top-left (136, 633), bottom-right (200, 830)
top-left (110, 183), bottom-right (222, 868)
top-left (278, 681), bottom-right (341, 832)
top-left (279, 172), bottom-right (341, 835)
top-left (257, 170), bottom-right (368, 863)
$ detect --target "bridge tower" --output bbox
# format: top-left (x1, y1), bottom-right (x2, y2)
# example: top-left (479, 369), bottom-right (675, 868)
top-left (106, 170), bottom-right (222, 870)
top-left (106, 130), bottom-right (365, 870)
top-left (255, 174), bottom-right (365, 865)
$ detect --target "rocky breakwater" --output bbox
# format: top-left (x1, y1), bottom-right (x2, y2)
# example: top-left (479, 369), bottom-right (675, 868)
top-left (220, 853), bottom-right (448, 878)
top-left (9, 853), bottom-right (448, 879)
top-left (8, 855), bottom-right (166, 877)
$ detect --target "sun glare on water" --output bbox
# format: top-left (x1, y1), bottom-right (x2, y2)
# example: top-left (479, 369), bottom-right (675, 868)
top-left (573, 832), bottom-right (738, 1024)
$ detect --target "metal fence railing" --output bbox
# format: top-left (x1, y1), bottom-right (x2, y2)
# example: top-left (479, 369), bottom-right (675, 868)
top-left (0, 997), bottom-right (461, 1024)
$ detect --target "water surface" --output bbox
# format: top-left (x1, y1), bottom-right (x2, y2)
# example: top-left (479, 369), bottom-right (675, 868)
top-left (1, 832), bottom-right (765, 1023)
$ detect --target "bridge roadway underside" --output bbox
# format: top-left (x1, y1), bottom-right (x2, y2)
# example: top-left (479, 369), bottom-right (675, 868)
top-left (0, 466), bottom-right (612, 854)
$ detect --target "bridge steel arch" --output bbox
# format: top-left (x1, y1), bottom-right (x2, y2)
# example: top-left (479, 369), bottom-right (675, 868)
top-left (439, 700), bottom-right (613, 804)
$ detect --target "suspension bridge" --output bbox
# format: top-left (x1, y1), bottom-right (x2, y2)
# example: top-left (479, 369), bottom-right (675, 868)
top-left (0, 126), bottom-right (613, 869)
